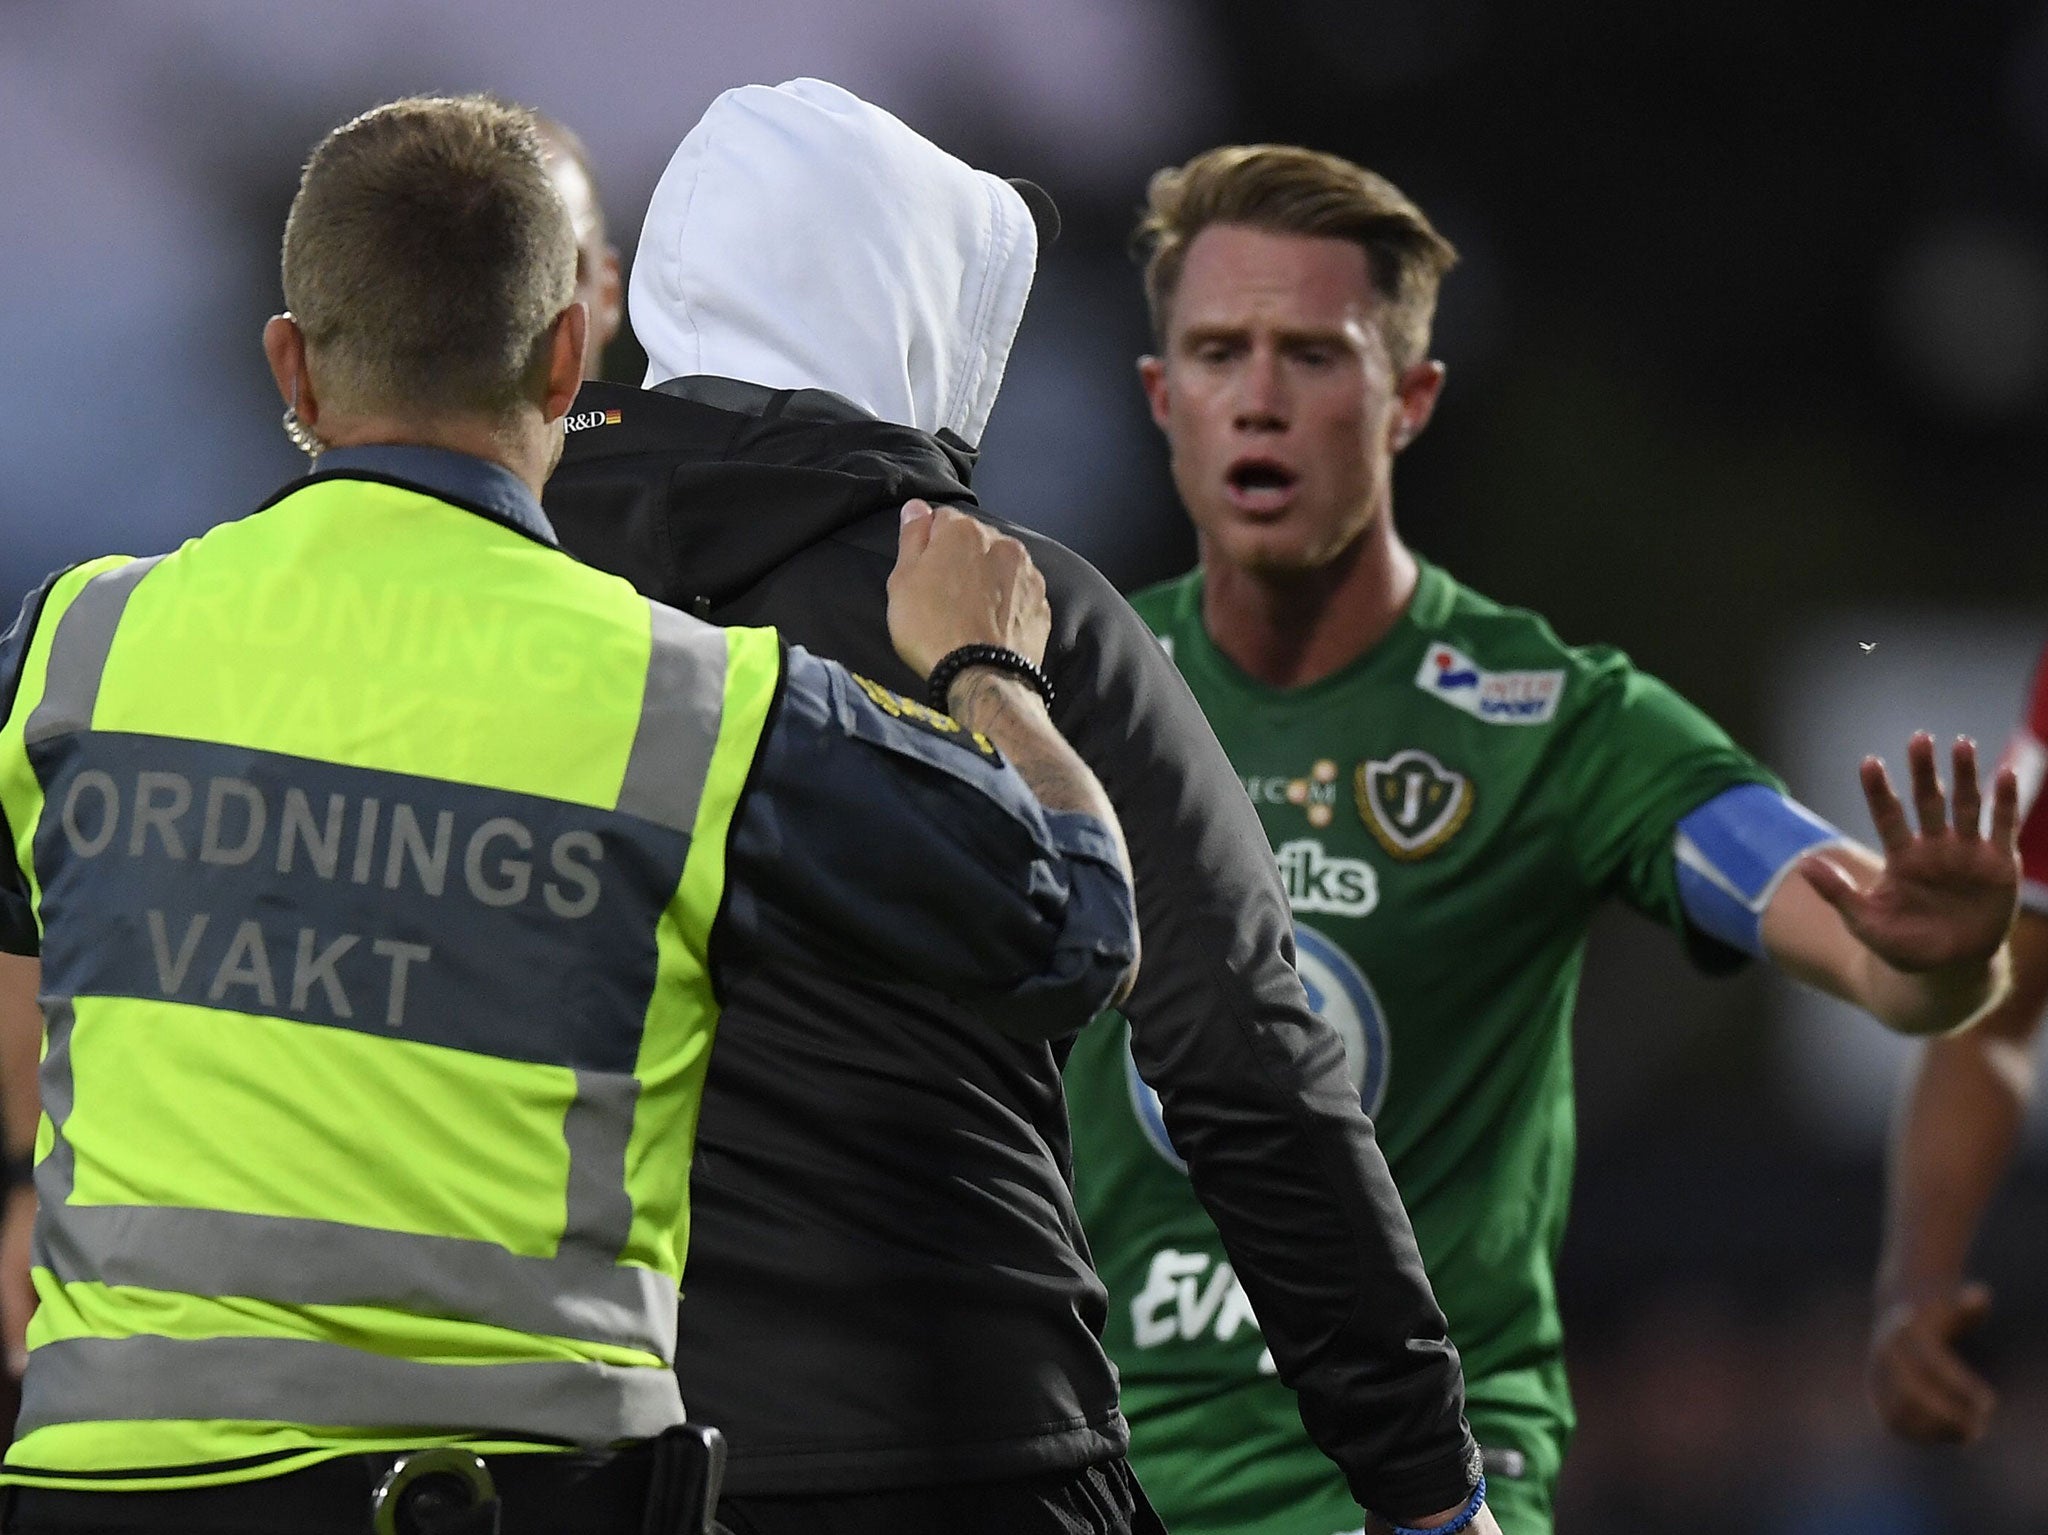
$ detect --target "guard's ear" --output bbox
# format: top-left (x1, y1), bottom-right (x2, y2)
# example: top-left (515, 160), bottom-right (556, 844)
top-left (263, 314), bottom-right (317, 423)
top-left (541, 302), bottom-right (590, 423)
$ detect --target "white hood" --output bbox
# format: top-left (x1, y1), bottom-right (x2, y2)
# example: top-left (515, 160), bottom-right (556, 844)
top-left (631, 78), bottom-right (1039, 447)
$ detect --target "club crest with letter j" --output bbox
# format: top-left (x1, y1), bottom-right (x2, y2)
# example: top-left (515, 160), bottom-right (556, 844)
top-left (1357, 749), bottom-right (1473, 860)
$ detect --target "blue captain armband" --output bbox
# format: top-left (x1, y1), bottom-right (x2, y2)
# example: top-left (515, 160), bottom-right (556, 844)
top-left (1673, 783), bottom-right (1846, 957)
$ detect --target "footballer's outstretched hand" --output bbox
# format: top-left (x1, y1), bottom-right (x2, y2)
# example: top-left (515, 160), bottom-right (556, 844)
top-left (1798, 733), bottom-right (2019, 975)
top-left (1869, 1283), bottom-right (1997, 1444)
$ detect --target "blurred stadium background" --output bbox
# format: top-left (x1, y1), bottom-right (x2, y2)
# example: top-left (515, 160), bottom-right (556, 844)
top-left (5, 3), bottom-right (2047, 1529)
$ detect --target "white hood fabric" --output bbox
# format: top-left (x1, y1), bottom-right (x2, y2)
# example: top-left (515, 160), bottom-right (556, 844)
top-left (631, 78), bottom-right (1039, 447)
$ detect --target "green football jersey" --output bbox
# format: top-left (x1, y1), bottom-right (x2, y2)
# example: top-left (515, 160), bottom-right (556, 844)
top-left (1068, 560), bottom-right (1777, 1534)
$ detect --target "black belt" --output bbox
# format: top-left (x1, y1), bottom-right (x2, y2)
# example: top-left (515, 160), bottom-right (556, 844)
top-left (6, 1430), bottom-right (722, 1535)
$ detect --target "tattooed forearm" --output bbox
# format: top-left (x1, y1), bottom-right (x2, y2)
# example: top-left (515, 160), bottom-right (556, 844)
top-left (947, 668), bottom-right (1139, 1004)
top-left (948, 670), bottom-right (1131, 869)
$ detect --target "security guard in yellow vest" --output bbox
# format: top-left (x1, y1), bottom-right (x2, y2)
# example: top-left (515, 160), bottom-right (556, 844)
top-left (0, 96), bottom-right (1137, 1534)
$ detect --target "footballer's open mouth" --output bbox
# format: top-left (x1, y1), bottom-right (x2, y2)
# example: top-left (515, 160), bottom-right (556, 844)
top-left (1224, 457), bottom-right (1300, 515)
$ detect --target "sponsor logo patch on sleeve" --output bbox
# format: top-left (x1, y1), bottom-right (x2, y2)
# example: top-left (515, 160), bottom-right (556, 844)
top-left (850, 673), bottom-right (997, 756)
top-left (1414, 644), bottom-right (1564, 725)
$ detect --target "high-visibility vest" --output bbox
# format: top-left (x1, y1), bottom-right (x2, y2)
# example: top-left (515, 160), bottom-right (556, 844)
top-left (0, 474), bottom-right (780, 1486)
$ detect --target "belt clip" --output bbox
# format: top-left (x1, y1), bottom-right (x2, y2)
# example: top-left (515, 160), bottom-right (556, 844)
top-left (372, 1447), bottom-right (501, 1535)
top-left (644, 1423), bottom-right (728, 1535)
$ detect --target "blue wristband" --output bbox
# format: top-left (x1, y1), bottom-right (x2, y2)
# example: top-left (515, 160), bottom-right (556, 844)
top-left (1389, 1475), bottom-right (1487, 1535)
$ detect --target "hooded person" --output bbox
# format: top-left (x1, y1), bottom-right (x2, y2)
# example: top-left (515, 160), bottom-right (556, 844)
top-left (542, 79), bottom-right (1490, 1535)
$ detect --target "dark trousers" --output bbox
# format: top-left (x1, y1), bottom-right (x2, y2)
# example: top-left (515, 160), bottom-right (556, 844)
top-left (3, 1442), bottom-right (660, 1534)
top-left (715, 1457), bottom-right (1167, 1535)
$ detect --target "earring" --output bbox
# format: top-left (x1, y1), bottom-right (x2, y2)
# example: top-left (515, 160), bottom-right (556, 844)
top-left (282, 404), bottom-right (322, 461)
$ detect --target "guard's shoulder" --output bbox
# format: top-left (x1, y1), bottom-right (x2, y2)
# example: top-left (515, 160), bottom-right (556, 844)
top-left (0, 557), bottom-right (143, 732)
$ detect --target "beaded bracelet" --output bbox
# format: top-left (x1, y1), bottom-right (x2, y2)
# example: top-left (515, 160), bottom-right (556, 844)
top-left (925, 644), bottom-right (1056, 715)
top-left (1388, 1476), bottom-right (1487, 1535)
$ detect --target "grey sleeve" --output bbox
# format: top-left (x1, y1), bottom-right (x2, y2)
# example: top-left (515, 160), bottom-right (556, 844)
top-left (0, 574), bottom-right (62, 956)
top-left (717, 647), bottom-right (1135, 1040)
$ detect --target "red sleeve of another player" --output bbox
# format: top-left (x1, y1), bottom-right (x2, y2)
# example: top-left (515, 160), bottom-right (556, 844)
top-left (2010, 643), bottom-right (2048, 913)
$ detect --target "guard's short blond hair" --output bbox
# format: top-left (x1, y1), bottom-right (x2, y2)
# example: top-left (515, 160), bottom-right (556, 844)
top-left (1134, 145), bottom-right (1458, 371)
top-left (282, 95), bottom-right (576, 419)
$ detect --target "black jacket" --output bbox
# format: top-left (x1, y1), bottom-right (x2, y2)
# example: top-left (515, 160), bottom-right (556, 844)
top-left (543, 377), bottom-right (1480, 1517)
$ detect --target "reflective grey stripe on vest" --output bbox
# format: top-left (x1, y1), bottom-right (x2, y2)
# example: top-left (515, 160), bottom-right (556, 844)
top-left (616, 602), bottom-right (727, 831)
top-left (24, 557), bottom-right (163, 746)
top-left (27, 998), bottom-right (76, 1279)
top-left (16, 1334), bottom-right (685, 1445)
top-left (561, 1069), bottom-right (639, 1269)
top-left (35, 1205), bottom-right (675, 1357)
top-left (32, 1036), bottom-right (670, 1356)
